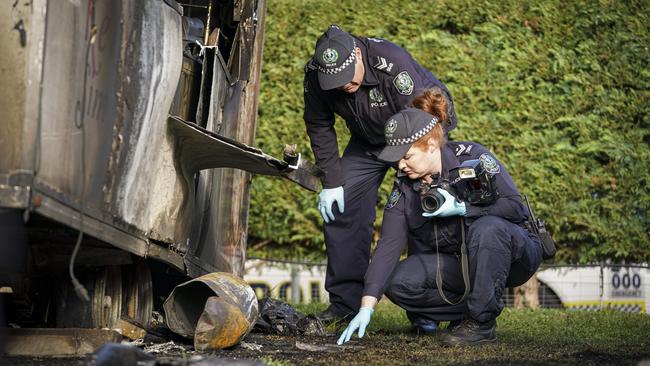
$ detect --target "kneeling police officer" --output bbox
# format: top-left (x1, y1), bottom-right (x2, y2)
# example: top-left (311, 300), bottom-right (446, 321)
top-left (304, 25), bottom-right (457, 323)
top-left (337, 88), bottom-right (544, 346)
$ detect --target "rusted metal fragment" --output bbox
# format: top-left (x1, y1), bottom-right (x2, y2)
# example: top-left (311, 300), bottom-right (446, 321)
top-left (4, 328), bottom-right (122, 357)
top-left (115, 318), bottom-right (146, 341)
top-left (145, 241), bottom-right (186, 275)
top-left (168, 116), bottom-right (321, 192)
top-left (194, 296), bottom-right (251, 350)
top-left (163, 272), bottom-right (258, 339)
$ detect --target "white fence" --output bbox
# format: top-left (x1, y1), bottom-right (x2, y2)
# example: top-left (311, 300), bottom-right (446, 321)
top-left (244, 258), bottom-right (328, 304)
top-left (244, 258), bottom-right (650, 314)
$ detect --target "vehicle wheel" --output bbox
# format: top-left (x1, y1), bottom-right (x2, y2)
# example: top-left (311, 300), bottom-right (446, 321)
top-left (92, 265), bottom-right (123, 328)
top-left (55, 265), bottom-right (122, 328)
top-left (122, 259), bottom-right (153, 329)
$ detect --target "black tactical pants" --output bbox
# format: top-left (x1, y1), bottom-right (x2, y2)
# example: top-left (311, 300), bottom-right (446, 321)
top-left (385, 215), bottom-right (543, 322)
top-left (324, 139), bottom-right (390, 317)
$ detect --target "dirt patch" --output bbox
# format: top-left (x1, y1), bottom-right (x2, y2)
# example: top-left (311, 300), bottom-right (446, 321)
top-left (150, 330), bottom-right (650, 366)
top-left (3, 330), bottom-right (650, 366)
top-left (5, 305), bottom-right (650, 366)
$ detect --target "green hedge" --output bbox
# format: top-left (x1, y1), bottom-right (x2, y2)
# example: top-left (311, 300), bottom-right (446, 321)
top-left (248, 0), bottom-right (650, 263)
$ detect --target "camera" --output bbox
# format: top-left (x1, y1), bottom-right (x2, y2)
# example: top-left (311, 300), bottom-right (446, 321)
top-left (418, 159), bottom-right (499, 213)
top-left (454, 159), bottom-right (499, 205)
top-left (420, 182), bottom-right (450, 213)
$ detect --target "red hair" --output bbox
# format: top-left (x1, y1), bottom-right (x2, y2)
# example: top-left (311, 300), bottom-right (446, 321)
top-left (410, 88), bottom-right (449, 151)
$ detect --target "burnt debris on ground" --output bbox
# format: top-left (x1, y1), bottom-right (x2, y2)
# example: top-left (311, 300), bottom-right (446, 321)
top-left (254, 298), bottom-right (326, 337)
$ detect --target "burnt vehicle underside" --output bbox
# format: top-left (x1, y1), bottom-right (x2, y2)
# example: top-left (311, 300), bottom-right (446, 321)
top-left (0, 0), bottom-right (318, 335)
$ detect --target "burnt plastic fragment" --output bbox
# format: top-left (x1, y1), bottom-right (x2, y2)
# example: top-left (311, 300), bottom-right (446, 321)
top-left (255, 298), bottom-right (325, 336)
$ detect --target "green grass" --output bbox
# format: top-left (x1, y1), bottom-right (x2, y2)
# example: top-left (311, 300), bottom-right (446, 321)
top-left (285, 302), bottom-right (650, 365)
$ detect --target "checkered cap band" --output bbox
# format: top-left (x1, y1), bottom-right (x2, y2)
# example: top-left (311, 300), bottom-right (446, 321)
top-left (386, 117), bottom-right (438, 146)
top-left (317, 41), bottom-right (356, 75)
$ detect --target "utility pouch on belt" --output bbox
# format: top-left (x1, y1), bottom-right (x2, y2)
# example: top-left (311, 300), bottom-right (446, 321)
top-left (524, 195), bottom-right (557, 260)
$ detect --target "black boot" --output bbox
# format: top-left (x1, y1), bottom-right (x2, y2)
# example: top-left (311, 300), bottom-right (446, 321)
top-left (314, 307), bottom-right (350, 326)
top-left (438, 318), bottom-right (496, 346)
top-left (411, 317), bottom-right (439, 335)
top-left (446, 319), bottom-right (462, 332)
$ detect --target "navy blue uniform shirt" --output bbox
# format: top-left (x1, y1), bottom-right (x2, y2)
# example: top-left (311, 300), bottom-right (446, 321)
top-left (362, 141), bottom-right (529, 299)
top-left (303, 37), bottom-right (456, 188)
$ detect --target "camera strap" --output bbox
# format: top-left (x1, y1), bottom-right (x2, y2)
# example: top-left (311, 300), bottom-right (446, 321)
top-left (434, 218), bottom-right (470, 305)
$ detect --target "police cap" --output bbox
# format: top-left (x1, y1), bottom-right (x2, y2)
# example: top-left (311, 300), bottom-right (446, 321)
top-left (313, 25), bottom-right (357, 90)
top-left (378, 108), bottom-right (439, 163)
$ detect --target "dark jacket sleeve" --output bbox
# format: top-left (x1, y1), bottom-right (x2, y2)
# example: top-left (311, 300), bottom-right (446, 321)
top-left (362, 188), bottom-right (408, 298)
top-left (303, 73), bottom-right (344, 188)
top-left (464, 147), bottom-right (527, 223)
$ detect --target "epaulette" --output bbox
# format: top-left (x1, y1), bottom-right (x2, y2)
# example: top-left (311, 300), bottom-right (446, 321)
top-left (304, 58), bottom-right (318, 73)
top-left (454, 143), bottom-right (474, 156)
top-left (370, 55), bottom-right (395, 75)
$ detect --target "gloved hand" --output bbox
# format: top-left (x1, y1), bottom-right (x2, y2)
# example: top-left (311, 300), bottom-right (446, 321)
top-left (318, 186), bottom-right (344, 223)
top-left (422, 188), bottom-right (466, 218)
top-left (337, 307), bottom-right (374, 345)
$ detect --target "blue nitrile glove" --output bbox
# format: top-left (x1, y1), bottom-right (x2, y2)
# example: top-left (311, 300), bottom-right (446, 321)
top-left (422, 188), bottom-right (466, 218)
top-left (318, 186), bottom-right (344, 223)
top-left (337, 307), bottom-right (374, 345)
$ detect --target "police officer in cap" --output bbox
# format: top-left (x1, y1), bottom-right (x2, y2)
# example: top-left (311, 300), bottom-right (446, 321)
top-left (304, 25), bottom-right (457, 323)
top-left (337, 88), bottom-right (543, 346)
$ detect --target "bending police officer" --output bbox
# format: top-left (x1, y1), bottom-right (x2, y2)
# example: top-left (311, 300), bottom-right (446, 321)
top-left (304, 25), bottom-right (457, 322)
top-left (337, 89), bottom-right (543, 346)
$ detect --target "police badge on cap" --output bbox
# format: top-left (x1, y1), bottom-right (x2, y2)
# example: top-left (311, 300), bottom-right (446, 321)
top-left (313, 25), bottom-right (357, 90)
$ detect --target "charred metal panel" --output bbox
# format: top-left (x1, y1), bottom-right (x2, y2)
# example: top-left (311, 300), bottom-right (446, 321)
top-left (0, 0), bottom-right (41, 209)
top-left (0, 1), bottom-right (29, 174)
top-left (169, 57), bottom-right (201, 122)
top-left (168, 116), bottom-right (319, 270)
top-left (186, 81), bottom-right (243, 276)
top-left (208, 49), bottom-right (232, 134)
top-left (109, 0), bottom-right (184, 244)
top-left (0, 0), bottom-right (189, 271)
top-left (227, 0), bottom-right (255, 81)
top-left (36, 193), bottom-right (149, 259)
top-left (0, 0), bottom-right (316, 282)
top-left (215, 0), bottom-right (269, 277)
top-left (0, 0), bottom-right (187, 269)
top-left (181, 0), bottom-right (269, 277)
top-left (37, 0), bottom-right (121, 210)
top-left (180, 48), bottom-right (232, 271)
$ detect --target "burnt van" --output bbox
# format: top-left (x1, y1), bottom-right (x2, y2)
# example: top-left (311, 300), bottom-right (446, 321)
top-left (0, 0), bottom-right (316, 331)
